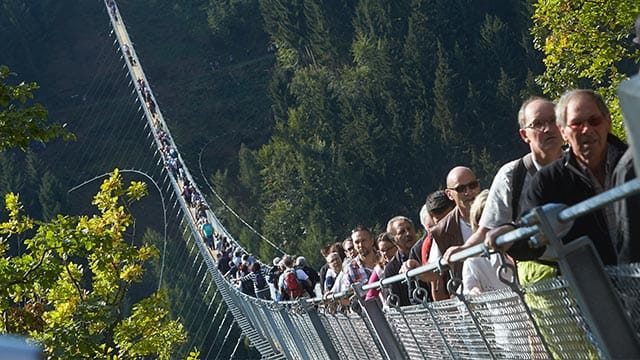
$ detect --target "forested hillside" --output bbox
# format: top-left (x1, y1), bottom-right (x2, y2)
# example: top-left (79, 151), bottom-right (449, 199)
top-left (212, 0), bottom-right (542, 265)
top-left (1, 0), bottom-right (637, 270)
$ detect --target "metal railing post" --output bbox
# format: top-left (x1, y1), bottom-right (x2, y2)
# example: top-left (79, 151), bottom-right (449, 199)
top-left (352, 284), bottom-right (407, 360)
top-left (305, 305), bottom-right (340, 359)
top-left (534, 206), bottom-right (640, 358)
top-left (617, 73), bottom-right (640, 174)
top-left (279, 307), bottom-right (312, 359)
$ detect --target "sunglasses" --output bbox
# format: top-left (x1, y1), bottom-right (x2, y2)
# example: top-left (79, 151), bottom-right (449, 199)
top-left (567, 116), bottom-right (605, 131)
top-left (345, 247), bottom-right (355, 252)
top-left (448, 180), bottom-right (480, 193)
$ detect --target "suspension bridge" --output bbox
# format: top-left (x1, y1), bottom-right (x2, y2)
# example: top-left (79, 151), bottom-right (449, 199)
top-left (53, 1), bottom-right (640, 358)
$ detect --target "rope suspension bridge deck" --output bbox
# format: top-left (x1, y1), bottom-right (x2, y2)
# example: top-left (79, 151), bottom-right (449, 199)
top-left (103, 1), bottom-right (640, 359)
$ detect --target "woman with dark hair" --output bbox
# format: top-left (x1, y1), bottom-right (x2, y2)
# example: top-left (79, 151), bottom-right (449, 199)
top-left (365, 232), bottom-right (397, 301)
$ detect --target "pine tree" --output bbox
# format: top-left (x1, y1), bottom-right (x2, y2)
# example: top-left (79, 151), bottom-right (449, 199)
top-left (38, 171), bottom-right (66, 221)
top-left (431, 43), bottom-right (456, 145)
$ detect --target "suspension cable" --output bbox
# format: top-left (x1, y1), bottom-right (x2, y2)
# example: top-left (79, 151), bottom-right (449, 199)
top-left (197, 139), bottom-right (285, 256)
top-left (214, 319), bottom-right (237, 360)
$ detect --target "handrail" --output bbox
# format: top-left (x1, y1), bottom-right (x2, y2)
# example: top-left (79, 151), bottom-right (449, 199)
top-left (356, 177), bottom-right (640, 293)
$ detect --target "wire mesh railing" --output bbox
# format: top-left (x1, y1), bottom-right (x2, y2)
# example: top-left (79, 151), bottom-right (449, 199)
top-left (203, 261), bottom-right (640, 359)
top-left (606, 264), bottom-right (640, 334)
top-left (104, 1), bottom-right (640, 358)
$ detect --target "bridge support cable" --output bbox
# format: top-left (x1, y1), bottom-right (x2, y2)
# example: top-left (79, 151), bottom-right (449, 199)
top-left (68, 39), bottom-right (141, 187)
top-left (59, 24), bottom-right (122, 161)
top-left (199, 301), bottom-right (226, 350)
top-left (214, 320), bottom-right (240, 360)
top-left (178, 256), bottom-right (211, 326)
top-left (228, 334), bottom-right (244, 360)
top-left (103, 1), bottom-right (640, 359)
top-left (207, 310), bottom-right (232, 358)
top-left (189, 292), bottom-right (225, 354)
top-left (185, 280), bottom-right (217, 347)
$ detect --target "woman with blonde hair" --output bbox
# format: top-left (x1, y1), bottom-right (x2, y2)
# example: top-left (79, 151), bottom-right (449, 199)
top-left (462, 190), bottom-right (517, 294)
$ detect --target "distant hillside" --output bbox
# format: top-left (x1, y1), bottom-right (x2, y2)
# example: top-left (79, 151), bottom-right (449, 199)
top-left (0, 0), bottom-right (274, 177)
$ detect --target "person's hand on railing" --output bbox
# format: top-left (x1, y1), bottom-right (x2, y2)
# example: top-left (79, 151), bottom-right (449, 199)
top-left (441, 245), bottom-right (464, 265)
top-left (401, 259), bottom-right (439, 282)
top-left (323, 289), bottom-right (350, 307)
top-left (484, 224), bottom-right (516, 251)
top-left (442, 227), bottom-right (489, 264)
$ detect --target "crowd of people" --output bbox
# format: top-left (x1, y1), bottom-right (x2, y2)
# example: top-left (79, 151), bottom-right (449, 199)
top-left (109, 1), bottom-right (639, 354)
top-left (315, 91), bottom-right (637, 308)
top-left (112, 0), bottom-right (638, 310)
top-left (208, 89), bottom-right (637, 313)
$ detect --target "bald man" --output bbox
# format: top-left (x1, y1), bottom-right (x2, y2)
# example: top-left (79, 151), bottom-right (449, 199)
top-left (429, 166), bottom-right (480, 290)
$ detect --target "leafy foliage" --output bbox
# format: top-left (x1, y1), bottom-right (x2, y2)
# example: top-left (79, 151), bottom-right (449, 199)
top-left (0, 65), bottom-right (74, 151)
top-left (531, 0), bottom-right (640, 137)
top-left (0, 170), bottom-right (187, 358)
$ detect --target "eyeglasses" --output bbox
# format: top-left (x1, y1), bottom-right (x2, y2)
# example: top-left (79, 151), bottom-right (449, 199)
top-left (345, 247), bottom-right (355, 252)
top-left (525, 118), bottom-right (556, 132)
top-left (448, 180), bottom-right (480, 193)
top-left (567, 116), bottom-right (605, 131)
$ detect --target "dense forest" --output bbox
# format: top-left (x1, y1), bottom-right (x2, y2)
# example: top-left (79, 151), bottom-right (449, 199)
top-left (213, 0), bottom-right (545, 265)
top-left (1, 0), bottom-right (638, 270)
top-left (1, 0), bottom-right (639, 357)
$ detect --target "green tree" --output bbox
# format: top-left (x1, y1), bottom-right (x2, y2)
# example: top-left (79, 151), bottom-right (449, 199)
top-left (0, 170), bottom-right (187, 358)
top-left (431, 43), bottom-right (457, 145)
top-left (0, 65), bottom-right (73, 151)
top-left (531, 0), bottom-right (640, 136)
top-left (0, 152), bottom-right (23, 200)
top-left (206, 0), bottom-right (263, 44)
top-left (303, 0), bottom-right (355, 67)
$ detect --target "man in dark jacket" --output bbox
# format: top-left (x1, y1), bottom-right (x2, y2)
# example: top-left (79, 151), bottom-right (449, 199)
top-left (512, 89), bottom-right (627, 266)
top-left (383, 216), bottom-right (418, 306)
top-left (296, 256), bottom-right (320, 296)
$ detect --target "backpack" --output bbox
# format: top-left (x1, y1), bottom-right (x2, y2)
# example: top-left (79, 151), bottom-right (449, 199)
top-left (253, 270), bottom-right (268, 291)
top-left (268, 268), bottom-right (281, 285)
top-left (298, 265), bottom-right (320, 287)
top-left (511, 153), bottom-right (537, 221)
top-left (283, 269), bottom-right (304, 298)
top-left (421, 232), bottom-right (433, 265)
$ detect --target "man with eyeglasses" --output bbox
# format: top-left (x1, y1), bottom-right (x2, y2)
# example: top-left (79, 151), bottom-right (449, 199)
top-left (443, 97), bottom-right (563, 284)
top-left (494, 89), bottom-right (627, 267)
